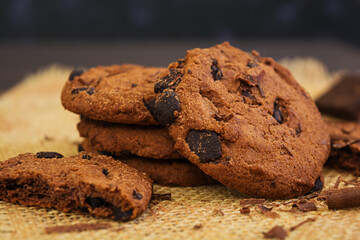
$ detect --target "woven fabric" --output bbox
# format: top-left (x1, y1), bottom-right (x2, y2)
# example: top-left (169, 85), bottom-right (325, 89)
top-left (0, 62), bottom-right (359, 240)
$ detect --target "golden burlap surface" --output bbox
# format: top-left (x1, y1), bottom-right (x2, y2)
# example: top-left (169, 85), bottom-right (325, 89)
top-left (0, 61), bottom-right (359, 240)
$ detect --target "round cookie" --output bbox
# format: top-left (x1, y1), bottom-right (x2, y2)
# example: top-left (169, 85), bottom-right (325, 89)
top-left (61, 64), bottom-right (165, 125)
top-left (0, 152), bottom-right (153, 221)
top-left (150, 42), bottom-right (330, 199)
top-left (78, 117), bottom-right (182, 159)
top-left (81, 140), bottom-right (217, 186)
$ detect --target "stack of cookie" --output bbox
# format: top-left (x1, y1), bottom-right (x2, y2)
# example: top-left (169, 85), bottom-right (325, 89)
top-left (61, 42), bottom-right (331, 199)
top-left (61, 64), bottom-right (216, 187)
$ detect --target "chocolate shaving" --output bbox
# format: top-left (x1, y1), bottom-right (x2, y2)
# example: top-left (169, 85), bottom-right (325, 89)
top-left (341, 178), bottom-right (360, 186)
top-left (263, 226), bottom-right (288, 240)
top-left (45, 223), bottom-right (111, 234)
top-left (240, 207), bottom-right (251, 214)
top-left (326, 187), bottom-right (360, 209)
top-left (289, 217), bottom-right (316, 231)
top-left (333, 176), bottom-right (342, 189)
top-left (240, 198), bottom-right (265, 205)
top-left (213, 209), bottom-right (224, 216)
top-left (292, 200), bottom-right (317, 212)
top-left (193, 223), bottom-right (203, 230)
top-left (152, 193), bottom-right (171, 201)
top-left (258, 205), bottom-right (273, 212)
top-left (332, 139), bottom-right (360, 149)
top-left (258, 205), bottom-right (280, 218)
top-left (299, 192), bottom-right (320, 200)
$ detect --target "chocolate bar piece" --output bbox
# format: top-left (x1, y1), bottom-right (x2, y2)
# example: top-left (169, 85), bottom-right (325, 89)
top-left (316, 74), bottom-right (360, 121)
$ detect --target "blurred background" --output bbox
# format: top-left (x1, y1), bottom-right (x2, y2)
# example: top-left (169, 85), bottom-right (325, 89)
top-left (1, 0), bottom-right (360, 91)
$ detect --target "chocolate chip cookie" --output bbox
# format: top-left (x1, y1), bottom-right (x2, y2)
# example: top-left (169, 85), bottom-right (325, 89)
top-left (80, 140), bottom-right (216, 186)
top-left (61, 64), bottom-right (165, 125)
top-left (151, 42), bottom-right (330, 199)
top-left (0, 152), bottom-right (153, 221)
top-left (325, 119), bottom-right (360, 176)
top-left (78, 117), bottom-right (181, 159)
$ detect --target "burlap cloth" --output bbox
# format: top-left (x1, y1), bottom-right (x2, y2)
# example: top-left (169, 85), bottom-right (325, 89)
top-left (0, 61), bottom-right (359, 240)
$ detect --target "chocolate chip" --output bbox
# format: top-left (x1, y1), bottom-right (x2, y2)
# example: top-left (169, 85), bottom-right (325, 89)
top-left (86, 197), bottom-right (105, 209)
top-left (211, 59), bottom-right (223, 80)
top-left (112, 208), bottom-right (133, 221)
top-left (186, 130), bottom-right (222, 163)
top-left (241, 90), bottom-right (253, 98)
top-left (273, 99), bottom-right (284, 124)
top-left (82, 154), bottom-right (91, 160)
top-left (69, 68), bottom-right (84, 81)
top-left (131, 83), bottom-right (137, 88)
top-left (85, 197), bottom-right (133, 221)
top-left (36, 152), bottom-right (64, 159)
top-left (77, 144), bottom-right (84, 152)
top-left (187, 70), bottom-right (192, 74)
top-left (154, 69), bottom-right (182, 93)
top-left (144, 98), bottom-right (156, 116)
top-left (102, 169), bottom-right (109, 176)
top-left (309, 177), bottom-right (323, 193)
top-left (71, 87), bottom-right (95, 95)
top-left (152, 90), bottom-right (180, 127)
top-left (132, 190), bottom-right (143, 200)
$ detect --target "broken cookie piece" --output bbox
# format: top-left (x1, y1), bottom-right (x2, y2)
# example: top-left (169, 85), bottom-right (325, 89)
top-left (0, 152), bottom-right (153, 221)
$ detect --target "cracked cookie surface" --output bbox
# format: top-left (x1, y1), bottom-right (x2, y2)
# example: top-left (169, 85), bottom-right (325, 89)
top-left (61, 64), bottom-right (164, 125)
top-left (151, 42), bottom-right (330, 199)
top-left (0, 152), bottom-right (153, 221)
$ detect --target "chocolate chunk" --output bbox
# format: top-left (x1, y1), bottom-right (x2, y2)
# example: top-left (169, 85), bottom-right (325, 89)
top-left (102, 169), bottom-right (109, 176)
top-left (211, 59), bottom-right (223, 80)
top-left (71, 87), bottom-right (95, 96)
top-left (132, 190), bottom-right (143, 200)
top-left (36, 152), bottom-right (64, 159)
top-left (144, 98), bottom-right (156, 116)
top-left (241, 90), bottom-right (253, 98)
top-left (77, 144), bottom-right (84, 152)
top-left (82, 154), bottom-right (91, 160)
top-left (154, 69), bottom-right (182, 93)
top-left (86, 197), bottom-right (105, 209)
top-left (86, 197), bottom-right (134, 221)
top-left (131, 83), bottom-right (137, 88)
top-left (309, 177), bottom-right (323, 193)
top-left (186, 130), bottom-right (222, 163)
top-left (69, 68), bottom-right (84, 81)
top-left (112, 208), bottom-right (133, 221)
top-left (152, 90), bottom-right (180, 127)
top-left (316, 74), bottom-right (360, 121)
top-left (273, 99), bottom-right (284, 124)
